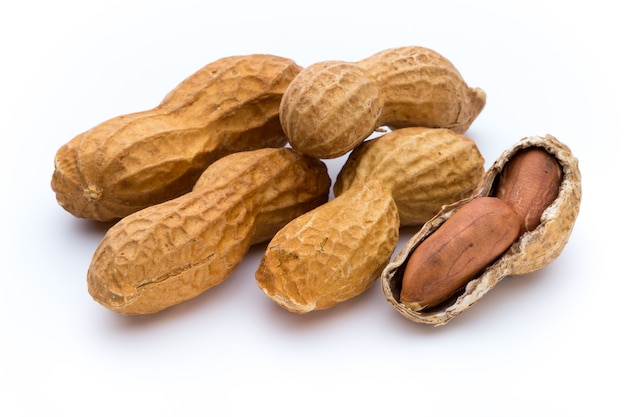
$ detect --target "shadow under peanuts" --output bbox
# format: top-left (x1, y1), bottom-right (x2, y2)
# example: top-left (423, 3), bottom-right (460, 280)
top-left (255, 278), bottom-right (389, 333)
top-left (75, 217), bottom-right (119, 237)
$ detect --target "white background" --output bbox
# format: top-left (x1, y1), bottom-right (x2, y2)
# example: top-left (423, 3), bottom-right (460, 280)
top-left (1, 1), bottom-right (623, 416)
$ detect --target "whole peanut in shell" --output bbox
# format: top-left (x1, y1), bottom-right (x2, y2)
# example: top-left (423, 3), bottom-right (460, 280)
top-left (255, 127), bottom-right (485, 313)
top-left (382, 134), bottom-right (581, 326)
top-left (279, 46), bottom-right (486, 159)
top-left (87, 148), bottom-right (330, 315)
top-left (52, 54), bottom-right (302, 221)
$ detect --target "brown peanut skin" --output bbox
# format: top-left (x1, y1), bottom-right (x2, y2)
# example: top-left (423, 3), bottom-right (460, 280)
top-left (400, 197), bottom-right (522, 311)
top-left (495, 147), bottom-right (562, 234)
top-left (87, 148), bottom-right (330, 315)
top-left (52, 54), bottom-right (302, 221)
top-left (280, 46), bottom-right (486, 159)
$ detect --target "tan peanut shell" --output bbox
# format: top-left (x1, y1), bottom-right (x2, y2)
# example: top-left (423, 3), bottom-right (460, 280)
top-left (279, 46), bottom-right (486, 158)
top-left (334, 127), bottom-right (485, 226)
top-left (87, 148), bottom-right (330, 315)
top-left (256, 181), bottom-right (400, 313)
top-left (255, 127), bottom-right (485, 313)
top-left (381, 134), bottom-right (582, 326)
top-left (52, 54), bottom-right (302, 221)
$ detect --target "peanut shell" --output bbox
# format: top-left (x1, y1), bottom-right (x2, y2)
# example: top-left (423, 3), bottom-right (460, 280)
top-left (357, 46), bottom-right (486, 132)
top-left (87, 148), bottom-right (330, 315)
top-left (334, 126), bottom-right (485, 226)
top-left (381, 134), bottom-right (582, 325)
top-left (52, 54), bottom-right (301, 221)
top-left (279, 46), bottom-right (486, 159)
top-left (256, 181), bottom-right (399, 313)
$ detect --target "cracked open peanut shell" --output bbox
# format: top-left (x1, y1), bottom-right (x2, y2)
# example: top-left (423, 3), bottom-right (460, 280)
top-left (381, 134), bottom-right (582, 325)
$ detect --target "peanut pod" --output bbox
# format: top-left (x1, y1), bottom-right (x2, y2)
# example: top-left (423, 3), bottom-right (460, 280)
top-left (87, 148), bottom-right (330, 315)
top-left (381, 134), bottom-right (582, 326)
top-left (52, 54), bottom-right (302, 221)
top-left (279, 45), bottom-right (486, 158)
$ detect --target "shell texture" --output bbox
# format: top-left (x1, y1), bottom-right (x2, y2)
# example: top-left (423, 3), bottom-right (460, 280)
top-left (256, 181), bottom-right (399, 313)
top-left (87, 148), bottom-right (330, 315)
top-left (52, 54), bottom-right (302, 221)
top-left (334, 126), bottom-right (485, 226)
top-left (357, 46), bottom-right (486, 132)
top-left (279, 45), bottom-right (486, 159)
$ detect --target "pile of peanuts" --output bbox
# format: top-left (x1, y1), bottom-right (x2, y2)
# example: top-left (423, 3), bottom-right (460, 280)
top-left (51, 46), bottom-right (581, 325)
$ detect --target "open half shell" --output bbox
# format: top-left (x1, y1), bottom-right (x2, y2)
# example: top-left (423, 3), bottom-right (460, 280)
top-left (381, 134), bottom-right (582, 325)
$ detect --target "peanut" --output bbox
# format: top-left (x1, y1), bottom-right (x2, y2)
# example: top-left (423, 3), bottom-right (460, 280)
top-left (279, 46), bottom-right (486, 158)
top-left (255, 127), bottom-right (484, 313)
top-left (52, 54), bottom-right (302, 221)
top-left (400, 197), bottom-right (522, 310)
top-left (256, 181), bottom-right (400, 313)
top-left (399, 147), bottom-right (562, 311)
top-left (382, 134), bottom-right (582, 325)
top-left (495, 146), bottom-right (563, 234)
top-left (87, 148), bottom-right (330, 315)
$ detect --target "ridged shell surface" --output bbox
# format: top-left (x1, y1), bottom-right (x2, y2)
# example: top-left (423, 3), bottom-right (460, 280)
top-left (52, 54), bottom-right (302, 221)
top-left (334, 127), bottom-right (485, 226)
top-left (357, 46), bottom-right (486, 132)
top-left (256, 181), bottom-right (399, 313)
top-left (87, 148), bottom-right (330, 315)
top-left (279, 61), bottom-right (382, 159)
top-left (279, 46), bottom-right (486, 159)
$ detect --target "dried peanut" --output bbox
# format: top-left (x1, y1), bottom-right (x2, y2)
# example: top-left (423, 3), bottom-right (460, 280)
top-left (256, 181), bottom-right (399, 313)
top-left (279, 46), bottom-right (486, 158)
top-left (255, 127), bottom-right (485, 313)
top-left (400, 197), bottom-right (522, 311)
top-left (87, 148), bottom-right (330, 315)
top-left (52, 54), bottom-right (302, 221)
top-left (382, 134), bottom-right (581, 325)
